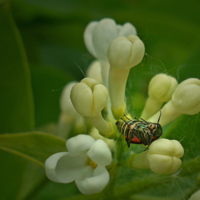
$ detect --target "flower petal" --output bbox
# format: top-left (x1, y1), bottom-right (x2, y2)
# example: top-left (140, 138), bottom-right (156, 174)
top-left (84, 21), bottom-right (98, 57)
top-left (56, 151), bottom-right (89, 183)
top-left (118, 22), bottom-right (137, 36)
top-left (45, 152), bottom-right (68, 183)
top-left (66, 134), bottom-right (95, 156)
top-left (93, 18), bottom-right (118, 60)
top-left (75, 166), bottom-right (109, 194)
top-left (45, 152), bottom-right (90, 183)
top-left (87, 139), bottom-right (112, 166)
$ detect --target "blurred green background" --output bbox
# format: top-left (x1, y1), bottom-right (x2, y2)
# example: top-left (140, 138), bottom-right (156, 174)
top-left (1, 0), bottom-right (200, 199)
top-left (5, 0), bottom-right (200, 129)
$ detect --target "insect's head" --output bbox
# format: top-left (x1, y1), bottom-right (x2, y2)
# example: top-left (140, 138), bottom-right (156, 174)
top-left (153, 110), bottom-right (162, 137)
top-left (153, 123), bottom-right (162, 137)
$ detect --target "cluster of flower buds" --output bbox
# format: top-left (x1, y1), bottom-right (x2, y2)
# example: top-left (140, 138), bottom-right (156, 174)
top-left (84, 18), bottom-right (137, 88)
top-left (45, 17), bottom-right (200, 194)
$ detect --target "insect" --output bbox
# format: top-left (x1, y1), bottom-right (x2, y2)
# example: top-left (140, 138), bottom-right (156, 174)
top-left (116, 111), bottom-right (162, 149)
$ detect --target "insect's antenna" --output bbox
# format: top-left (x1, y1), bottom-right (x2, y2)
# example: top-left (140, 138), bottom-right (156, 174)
top-left (73, 61), bottom-right (86, 78)
top-left (157, 110), bottom-right (162, 123)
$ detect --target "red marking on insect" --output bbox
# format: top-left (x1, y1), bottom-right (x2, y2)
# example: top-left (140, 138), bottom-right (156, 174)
top-left (131, 137), bottom-right (142, 144)
top-left (124, 135), bottom-right (142, 144)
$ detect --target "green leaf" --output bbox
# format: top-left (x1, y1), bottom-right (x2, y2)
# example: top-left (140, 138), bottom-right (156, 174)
top-left (0, 132), bottom-right (67, 200)
top-left (30, 64), bottom-right (74, 127)
top-left (0, 5), bottom-right (34, 133)
top-left (180, 156), bottom-right (200, 177)
top-left (165, 114), bottom-right (200, 162)
top-left (0, 132), bottom-right (66, 165)
top-left (0, 147), bottom-right (46, 200)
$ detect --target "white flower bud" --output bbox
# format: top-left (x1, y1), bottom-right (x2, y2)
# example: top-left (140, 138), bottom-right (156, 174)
top-left (108, 35), bottom-right (145, 70)
top-left (172, 78), bottom-right (200, 115)
top-left (147, 139), bottom-right (184, 174)
top-left (84, 18), bottom-right (137, 88)
top-left (148, 78), bottom-right (200, 126)
top-left (141, 74), bottom-right (178, 120)
top-left (71, 78), bottom-right (108, 117)
top-left (149, 74), bottom-right (178, 102)
top-left (128, 139), bottom-right (184, 175)
top-left (86, 60), bottom-right (103, 84)
top-left (71, 78), bottom-right (114, 137)
top-left (189, 190), bottom-right (200, 200)
top-left (107, 35), bottom-right (145, 119)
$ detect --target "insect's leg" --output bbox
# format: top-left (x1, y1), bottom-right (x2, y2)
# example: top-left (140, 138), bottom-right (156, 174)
top-left (120, 118), bottom-right (127, 123)
top-left (125, 136), bottom-right (129, 146)
top-left (120, 117), bottom-right (132, 126)
top-left (140, 118), bottom-right (149, 124)
top-left (133, 116), bottom-right (140, 121)
top-left (138, 130), bottom-right (146, 145)
top-left (124, 114), bottom-right (132, 121)
top-left (127, 131), bottom-right (134, 147)
top-left (143, 146), bottom-right (149, 151)
top-left (143, 129), bottom-right (153, 151)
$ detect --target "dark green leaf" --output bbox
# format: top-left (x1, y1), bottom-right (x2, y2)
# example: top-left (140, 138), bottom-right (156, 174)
top-left (30, 64), bottom-right (74, 127)
top-left (165, 114), bottom-right (200, 162)
top-left (0, 132), bottom-right (66, 165)
top-left (0, 5), bottom-right (34, 133)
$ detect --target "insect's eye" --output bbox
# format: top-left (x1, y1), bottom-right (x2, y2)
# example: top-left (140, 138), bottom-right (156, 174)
top-left (153, 124), bottom-right (162, 137)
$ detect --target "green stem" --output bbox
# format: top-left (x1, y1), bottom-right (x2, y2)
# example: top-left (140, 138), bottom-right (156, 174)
top-left (104, 134), bottom-right (127, 197)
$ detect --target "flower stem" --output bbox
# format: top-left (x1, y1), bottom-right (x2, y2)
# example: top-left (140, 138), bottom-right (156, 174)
top-left (109, 67), bottom-right (129, 119)
top-left (85, 113), bottom-right (115, 138)
top-left (100, 60), bottom-right (110, 89)
top-left (104, 133), bottom-right (127, 197)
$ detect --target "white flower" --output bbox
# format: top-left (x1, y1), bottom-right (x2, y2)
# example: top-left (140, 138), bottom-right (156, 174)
top-left (129, 139), bottom-right (184, 175)
top-left (84, 18), bottom-right (137, 61)
top-left (148, 78), bottom-right (200, 126)
top-left (107, 35), bottom-right (145, 119)
top-left (141, 74), bottom-right (178, 120)
top-left (84, 18), bottom-right (137, 88)
top-left (45, 134), bottom-right (112, 194)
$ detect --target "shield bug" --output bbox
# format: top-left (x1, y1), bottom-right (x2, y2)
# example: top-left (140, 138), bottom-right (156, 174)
top-left (116, 111), bottom-right (162, 149)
